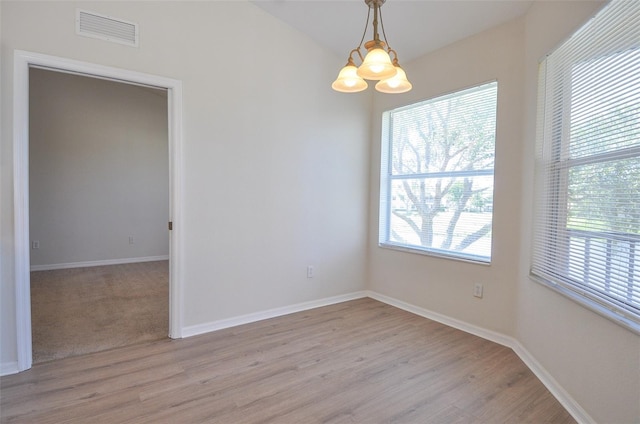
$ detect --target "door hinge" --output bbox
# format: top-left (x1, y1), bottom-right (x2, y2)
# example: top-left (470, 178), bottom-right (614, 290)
top-left (168, 221), bottom-right (173, 231)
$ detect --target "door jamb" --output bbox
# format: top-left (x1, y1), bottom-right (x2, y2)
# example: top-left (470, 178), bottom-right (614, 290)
top-left (13, 50), bottom-right (184, 372)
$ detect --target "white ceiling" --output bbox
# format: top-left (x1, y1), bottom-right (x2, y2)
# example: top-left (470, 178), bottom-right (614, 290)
top-left (252, 0), bottom-right (534, 63)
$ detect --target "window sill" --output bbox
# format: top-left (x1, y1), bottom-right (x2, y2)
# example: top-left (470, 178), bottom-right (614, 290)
top-left (529, 274), bottom-right (640, 336)
top-left (378, 242), bottom-right (491, 265)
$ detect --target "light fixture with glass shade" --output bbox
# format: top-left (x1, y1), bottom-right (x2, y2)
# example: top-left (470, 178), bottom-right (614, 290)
top-left (332, 0), bottom-right (411, 94)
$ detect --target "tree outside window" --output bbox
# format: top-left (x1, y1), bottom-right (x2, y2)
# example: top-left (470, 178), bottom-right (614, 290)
top-left (379, 82), bottom-right (498, 262)
top-left (531, 0), bottom-right (640, 331)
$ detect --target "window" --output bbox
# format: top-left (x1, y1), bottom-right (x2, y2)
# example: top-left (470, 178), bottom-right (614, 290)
top-left (531, 0), bottom-right (640, 332)
top-left (379, 82), bottom-right (498, 263)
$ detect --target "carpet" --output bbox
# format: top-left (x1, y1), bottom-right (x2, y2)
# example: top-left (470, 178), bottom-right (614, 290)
top-left (30, 260), bottom-right (169, 364)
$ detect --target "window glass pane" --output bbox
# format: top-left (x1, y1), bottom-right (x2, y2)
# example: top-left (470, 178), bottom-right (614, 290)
top-left (531, 0), bottom-right (640, 331)
top-left (390, 85), bottom-right (496, 176)
top-left (567, 234), bottom-right (640, 312)
top-left (570, 49), bottom-right (640, 159)
top-left (568, 158), bottom-right (640, 234)
top-left (389, 175), bottom-right (493, 259)
top-left (380, 82), bottom-right (497, 262)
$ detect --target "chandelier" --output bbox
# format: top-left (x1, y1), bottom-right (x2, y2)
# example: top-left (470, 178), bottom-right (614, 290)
top-left (332, 0), bottom-right (412, 94)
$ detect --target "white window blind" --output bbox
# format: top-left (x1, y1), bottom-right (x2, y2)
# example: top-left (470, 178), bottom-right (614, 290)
top-left (380, 82), bottom-right (497, 262)
top-left (532, 0), bottom-right (640, 332)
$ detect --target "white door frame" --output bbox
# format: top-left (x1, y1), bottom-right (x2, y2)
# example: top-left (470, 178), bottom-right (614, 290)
top-left (13, 50), bottom-right (184, 372)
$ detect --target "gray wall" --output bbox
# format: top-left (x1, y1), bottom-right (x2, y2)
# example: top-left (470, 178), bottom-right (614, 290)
top-left (29, 69), bottom-right (169, 267)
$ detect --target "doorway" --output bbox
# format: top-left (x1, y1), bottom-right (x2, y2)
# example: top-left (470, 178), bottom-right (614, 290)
top-left (13, 50), bottom-right (184, 371)
top-left (29, 68), bottom-right (169, 363)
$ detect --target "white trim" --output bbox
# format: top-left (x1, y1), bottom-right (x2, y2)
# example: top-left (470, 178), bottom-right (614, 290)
top-left (1, 362), bottom-right (20, 377)
top-left (1, 283), bottom-right (599, 422)
top-left (30, 256), bottom-right (169, 272)
top-left (366, 291), bottom-right (513, 348)
top-left (167, 72), bottom-right (184, 340)
top-left (12, 50), bottom-right (184, 372)
top-left (366, 290), bottom-right (595, 424)
top-left (182, 292), bottom-right (368, 338)
top-left (378, 242), bottom-right (492, 266)
top-left (512, 341), bottom-right (597, 424)
top-left (531, 275), bottom-right (640, 336)
top-left (14, 50), bottom-right (32, 373)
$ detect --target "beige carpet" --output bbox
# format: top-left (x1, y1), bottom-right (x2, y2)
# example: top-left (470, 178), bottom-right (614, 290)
top-left (30, 260), bottom-right (169, 364)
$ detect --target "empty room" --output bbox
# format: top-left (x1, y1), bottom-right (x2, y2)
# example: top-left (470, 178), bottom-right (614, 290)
top-left (28, 68), bottom-right (170, 364)
top-left (1, 1), bottom-right (638, 423)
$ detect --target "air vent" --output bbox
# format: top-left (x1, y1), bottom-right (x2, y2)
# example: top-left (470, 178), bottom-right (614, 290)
top-left (76, 9), bottom-right (138, 47)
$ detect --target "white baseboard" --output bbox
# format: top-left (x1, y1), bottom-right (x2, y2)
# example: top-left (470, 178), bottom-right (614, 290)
top-left (1, 361), bottom-right (19, 376)
top-left (2, 286), bottom-right (594, 423)
top-left (366, 290), bottom-right (514, 348)
top-left (30, 255), bottom-right (169, 272)
top-left (366, 290), bottom-right (595, 424)
top-left (182, 291), bottom-right (368, 338)
top-left (512, 341), bottom-right (596, 424)
top-left (181, 289), bottom-right (593, 424)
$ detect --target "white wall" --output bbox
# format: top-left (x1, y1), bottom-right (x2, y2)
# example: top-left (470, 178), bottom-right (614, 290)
top-left (517, 2), bottom-right (640, 423)
top-left (368, 18), bottom-right (525, 337)
top-left (1, 1), bottom-right (370, 369)
top-left (29, 68), bottom-right (169, 267)
top-left (368, 1), bottom-right (639, 423)
top-left (4, 1), bottom-right (638, 422)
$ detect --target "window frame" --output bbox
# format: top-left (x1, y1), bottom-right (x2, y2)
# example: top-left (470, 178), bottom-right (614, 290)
top-left (378, 82), bottom-right (498, 264)
top-left (530, 0), bottom-right (640, 334)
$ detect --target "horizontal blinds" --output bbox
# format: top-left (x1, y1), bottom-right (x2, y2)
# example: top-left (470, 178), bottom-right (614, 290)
top-left (390, 83), bottom-right (497, 175)
top-left (532, 0), bottom-right (640, 325)
top-left (380, 82), bottom-right (497, 262)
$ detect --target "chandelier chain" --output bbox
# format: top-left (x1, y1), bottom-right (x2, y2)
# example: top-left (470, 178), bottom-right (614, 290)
top-left (379, 6), bottom-right (391, 50)
top-left (358, 5), bottom-right (372, 51)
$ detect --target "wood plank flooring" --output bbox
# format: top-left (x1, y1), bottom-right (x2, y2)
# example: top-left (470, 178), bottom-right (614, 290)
top-left (0, 298), bottom-right (575, 423)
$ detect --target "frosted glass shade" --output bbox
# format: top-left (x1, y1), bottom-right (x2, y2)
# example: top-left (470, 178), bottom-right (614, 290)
top-left (357, 47), bottom-right (397, 80)
top-left (375, 66), bottom-right (412, 93)
top-left (332, 64), bottom-right (368, 92)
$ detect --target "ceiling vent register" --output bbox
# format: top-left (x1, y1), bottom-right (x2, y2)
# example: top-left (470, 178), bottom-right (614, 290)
top-left (76, 9), bottom-right (139, 47)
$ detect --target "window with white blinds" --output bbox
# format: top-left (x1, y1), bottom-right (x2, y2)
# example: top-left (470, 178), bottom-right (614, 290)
top-left (379, 82), bottom-right (497, 262)
top-left (531, 0), bottom-right (640, 332)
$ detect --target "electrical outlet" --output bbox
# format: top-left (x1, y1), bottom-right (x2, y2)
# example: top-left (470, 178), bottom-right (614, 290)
top-left (307, 266), bottom-right (314, 279)
top-left (473, 283), bottom-right (484, 298)
top-left (32, 240), bottom-right (40, 249)
top-left (129, 236), bottom-right (134, 245)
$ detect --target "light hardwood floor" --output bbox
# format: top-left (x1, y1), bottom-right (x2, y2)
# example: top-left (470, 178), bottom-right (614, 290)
top-left (0, 298), bottom-right (575, 423)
